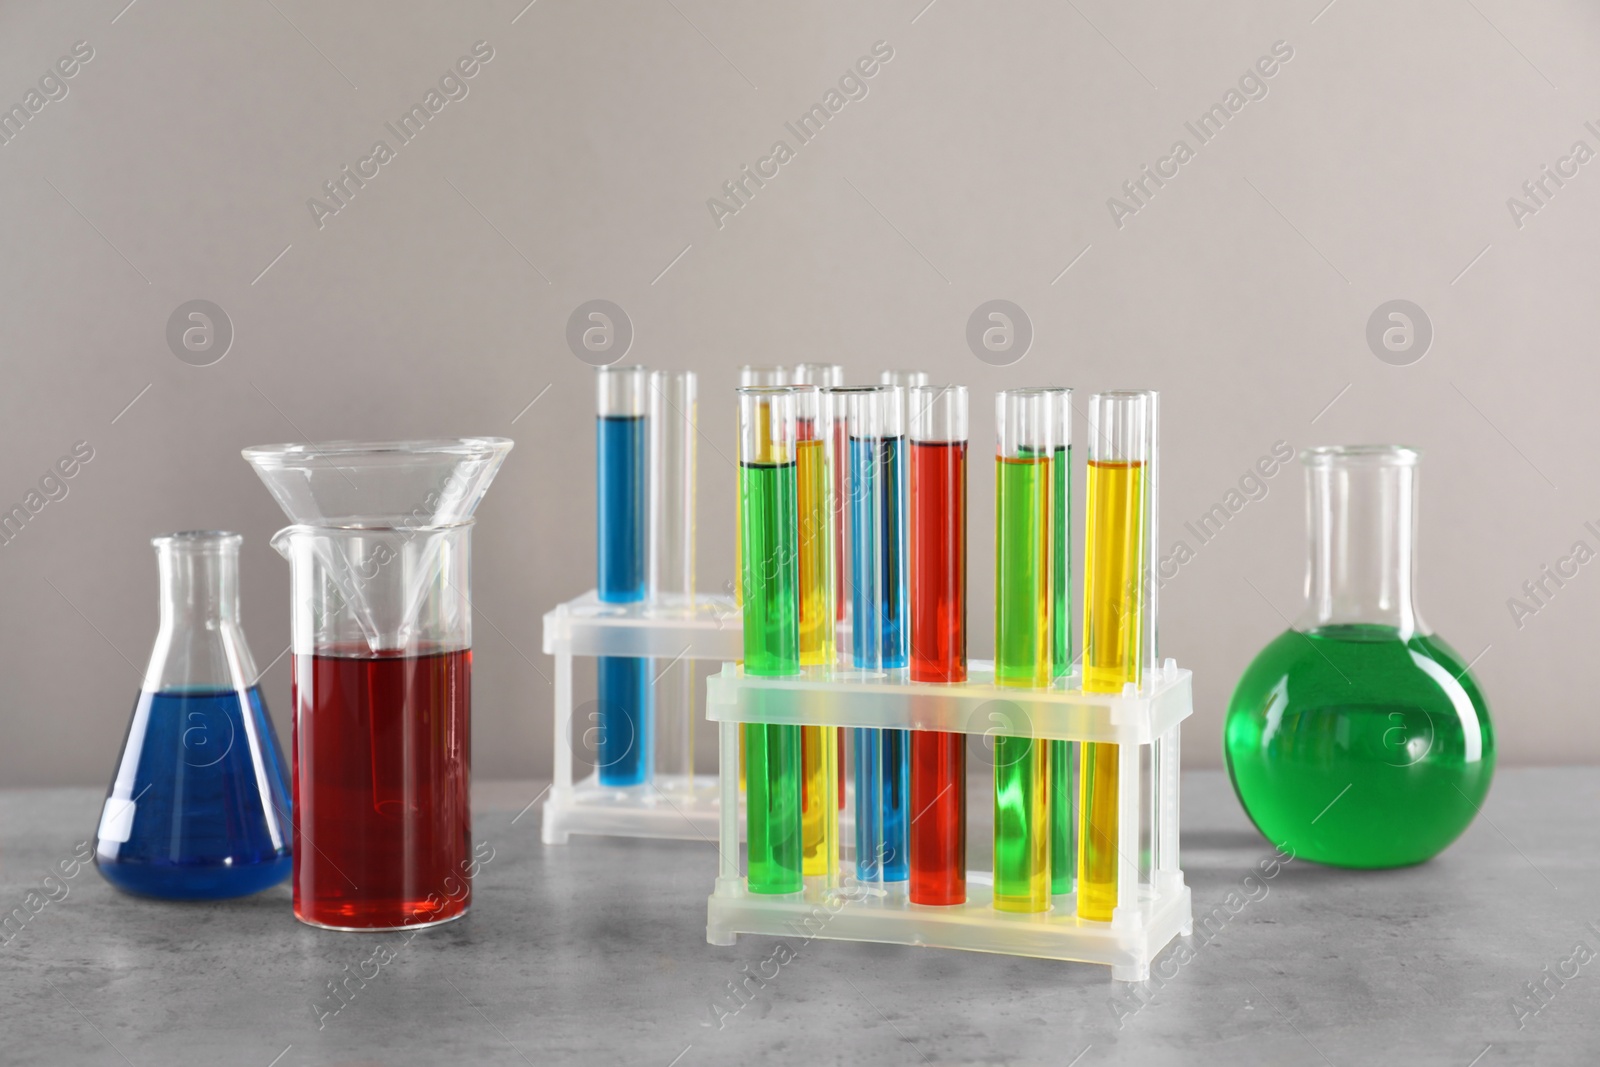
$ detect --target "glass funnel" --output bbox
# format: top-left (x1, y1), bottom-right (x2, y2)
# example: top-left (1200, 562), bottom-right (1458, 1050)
top-left (95, 531), bottom-right (292, 899)
top-left (1224, 445), bottom-right (1494, 868)
top-left (243, 438), bottom-right (512, 931)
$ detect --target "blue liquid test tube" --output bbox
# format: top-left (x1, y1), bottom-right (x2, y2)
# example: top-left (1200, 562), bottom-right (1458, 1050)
top-left (596, 366), bottom-right (652, 786)
top-left (837, 385), bottom-right (911, 883)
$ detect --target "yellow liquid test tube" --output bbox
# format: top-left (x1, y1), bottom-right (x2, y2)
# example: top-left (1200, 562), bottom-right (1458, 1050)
top-left (1078, 392), bottom-right (1151, 923)
top-left (795, 386), bottom-right (839, 880)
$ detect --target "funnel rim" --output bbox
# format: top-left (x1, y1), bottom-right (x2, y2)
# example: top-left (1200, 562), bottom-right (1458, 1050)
top-left (271, 518), bottom-right (476, 535)
top-left (242, 437), bottom-right (513, 468)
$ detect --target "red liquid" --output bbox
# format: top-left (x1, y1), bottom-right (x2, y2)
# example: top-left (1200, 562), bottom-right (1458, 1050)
top-left (910, 440), bottom-right (966, 682)
top-left (832, 417), bottom-right (850, 623)
top-left (908, 439), bottom-right (967, 903)
top-left (838, 731), bottom-right (846, 810)
top-left (292, 647), bottom-right (472, 930)
top-left (910, 732), bottom-right (966, 904)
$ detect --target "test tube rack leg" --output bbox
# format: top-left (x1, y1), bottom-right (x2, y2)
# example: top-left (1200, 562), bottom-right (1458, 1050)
top-left (541, 590), bottom-right (742, 845)
top-left (704, 660), bottom-right (1194, 981)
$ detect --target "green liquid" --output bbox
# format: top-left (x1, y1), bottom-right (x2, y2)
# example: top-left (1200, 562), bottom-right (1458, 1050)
top-left (1049, 738), bottom-right (1075, 896)
top-left (1049, 445), bottom-right (1073, 895)
top-left (1224, 624), bottom-right (1495, 868)
top-left (740, 460), bottom-right (803, 893)
top-left (1051, 445), bottom-right (1071, 675)
top-left (747, 723), bottom-right (803, 893)
top-left (992, 736), bottom-right (1048, 911)
top-left (994, 454), bottom-right (1050, 911)
top-left (740, 461), bottom-right (799, 677)
top-left (995, 455), bottom-right (1050, 688)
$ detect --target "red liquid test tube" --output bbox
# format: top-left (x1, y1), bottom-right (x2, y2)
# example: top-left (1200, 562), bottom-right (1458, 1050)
top-left (908, 385), bottom-right (968, 905)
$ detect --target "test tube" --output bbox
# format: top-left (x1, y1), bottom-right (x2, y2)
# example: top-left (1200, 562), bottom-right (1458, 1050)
top-left (877, 371), bottom-right (921, 665)
top-left (822, 385), bottom-right (852, 811)
top-left (596, 366), bottom-right (652, 787)
top-left (1045, 387), bottom-right (1075, 897)
top-left (800, 367), bottom-right (851, 809)
top-left (796, 361), bottom-right (846, 639)
top-left (736, 366), bottom-right (789, 790)
top-left (837, 386), bottom-right (909, 882)
top-left (649, 370), bottom-right (697, 786)
top-left (1078, 390), bottom-right (1154, 923)
top-left (908, 385), bottom-right (968, 906)
top-left (993, 389), bottom-right (1054, 913)
top-left (794, 385), bottom-right (838, 881)
top-left (737, 386), bottom-right (803, 894)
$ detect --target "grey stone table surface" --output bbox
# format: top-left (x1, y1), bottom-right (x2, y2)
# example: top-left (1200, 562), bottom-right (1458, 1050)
top-left (1, 769), bottom-right (1596, 1067)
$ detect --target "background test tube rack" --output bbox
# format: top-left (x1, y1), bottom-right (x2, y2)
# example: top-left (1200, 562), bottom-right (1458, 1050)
top-left (541, 590), bottom-right (741, 844)
top-left (704, 658), bottom-right (1193, 981)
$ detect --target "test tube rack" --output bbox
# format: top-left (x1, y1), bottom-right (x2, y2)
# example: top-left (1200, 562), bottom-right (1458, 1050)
top-left (541, 590), bottom-right (742, 845)
top-left (704, 659), bottom-right (1193, 981)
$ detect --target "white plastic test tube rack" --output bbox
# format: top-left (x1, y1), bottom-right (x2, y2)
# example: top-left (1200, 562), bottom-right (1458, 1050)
top-left (704, 658), bottom-right (1193, 981)
top-left (541, 590), bottom-right (742, 844)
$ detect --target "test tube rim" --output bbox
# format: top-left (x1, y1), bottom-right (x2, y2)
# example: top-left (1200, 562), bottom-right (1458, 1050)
top-left (1085, 391), bottom-right (1153, 463)
top-left (830, 384), bottom-right (893, 439)
top-left (737, 386), bottom-right (800, 464)
top-left (880, 370), bottom-right (930, 388)
top-left (909, 384), bottom-right (969, 443)
top-left (995, 388), bottom-right (1056, 457)
top-left (739, 365), bottom-right (790, 387)
top-left (790, 363), bottom-right (845, 386)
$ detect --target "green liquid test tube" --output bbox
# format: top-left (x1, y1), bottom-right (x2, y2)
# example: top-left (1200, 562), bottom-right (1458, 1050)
top-left (993, 389), bottom-right (1054, 914)
top-left (738, 386), bottom-right (803, 895)
top-left (1046, 388), bottom-right (1075, 898)
top-left (735, 366), bottom-right (788, 792)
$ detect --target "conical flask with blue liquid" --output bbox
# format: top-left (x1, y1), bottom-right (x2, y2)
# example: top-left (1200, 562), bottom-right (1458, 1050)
top-left (95, 531), bottom-right (292, 899)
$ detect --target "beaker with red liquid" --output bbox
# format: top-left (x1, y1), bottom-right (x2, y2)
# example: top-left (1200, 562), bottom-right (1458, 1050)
top-left (245, 439), bottom-right (512, 931)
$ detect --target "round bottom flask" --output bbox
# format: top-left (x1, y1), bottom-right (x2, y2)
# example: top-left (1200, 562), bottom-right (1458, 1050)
top-left (1224, 447), bottom-right (1494, 868)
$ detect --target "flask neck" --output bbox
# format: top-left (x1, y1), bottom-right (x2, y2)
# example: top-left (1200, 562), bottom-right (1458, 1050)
top-left (158, 541), bottom-right (241, 630)
top-left (1298, 447), bottom-right (1425, 636)
top-left (145, 532), bottom-right (259, 692)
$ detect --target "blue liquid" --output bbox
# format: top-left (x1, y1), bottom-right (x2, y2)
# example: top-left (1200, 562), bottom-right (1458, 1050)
top-left (849, 434), bottom-right (910, 881)
top-left (881, 436), bottom-right (909, 668)
top-left (853, 728), bottom-right (881, 880)
top-left (597, 413), bottom-right (652, 786)
top-left (95, 686), bottom-right (291, 900)
top-left (880, 728), bottom-right (909, 881)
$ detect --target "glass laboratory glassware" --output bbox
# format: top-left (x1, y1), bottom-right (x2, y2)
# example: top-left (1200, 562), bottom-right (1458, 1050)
top-left (597, 366), bottom-right (652, 787)
top-left (649, 370), bottom-right (697, 787)
top-left (908, 385), bottom-right (967, 906)
top-left (839, 385), bottom-right (911, 885)
top-left (95, 531), bottom-right (291, 900)
top-left (737, 387), bottom-right (803, 894)
top-left (735, 366), bottom-right (789, 792)
top-left (1225, 445), bottom-right (1494, 868)
top-left (793, 385), bottom-right (839, 882)
top-left (243, 437), bottom-right (512, 930)
top-left (1079, 391), bottom-right (1155, 922)
top-left (1043, 387), bottom-right (1076, 898)
top-left (993, 389), bottom-right (1053, 914)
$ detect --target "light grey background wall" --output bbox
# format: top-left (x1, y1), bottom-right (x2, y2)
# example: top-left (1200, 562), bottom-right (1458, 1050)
top-left (1, 0), bottom-right (1594, 787)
